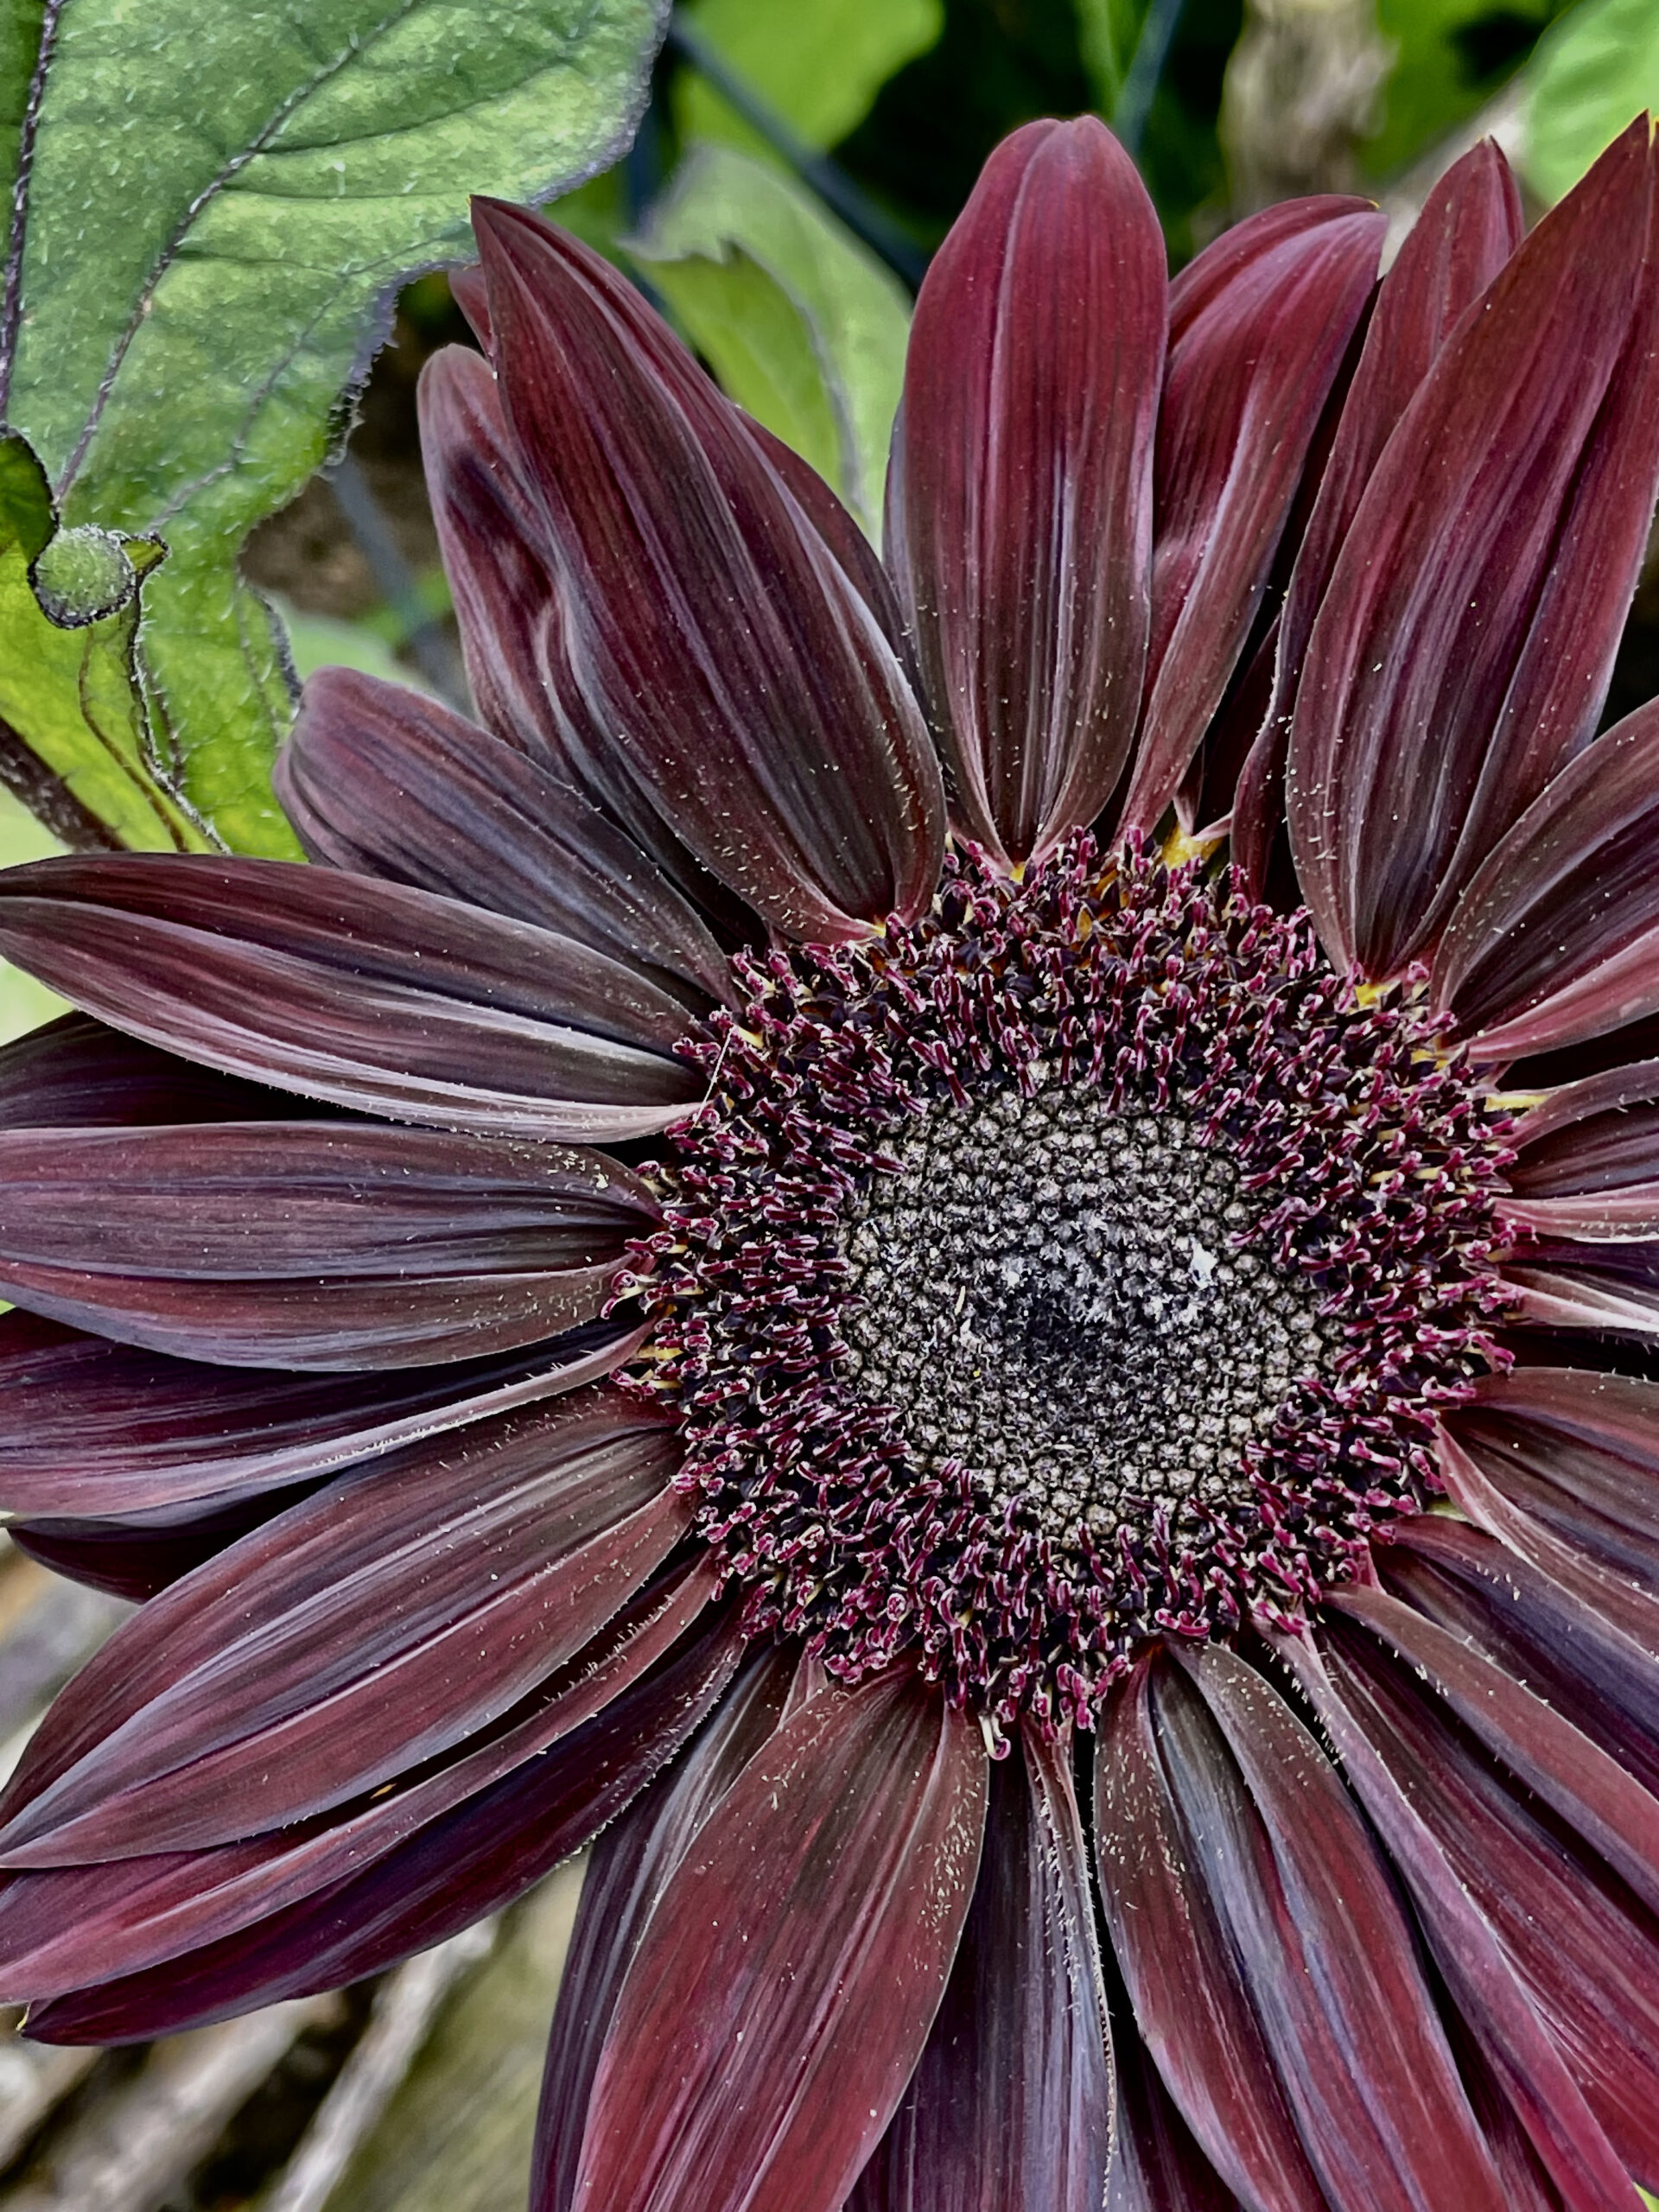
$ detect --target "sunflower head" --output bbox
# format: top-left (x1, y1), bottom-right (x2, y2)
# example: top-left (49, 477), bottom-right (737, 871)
top-left (2, 108), bottom-right (1659, 2212)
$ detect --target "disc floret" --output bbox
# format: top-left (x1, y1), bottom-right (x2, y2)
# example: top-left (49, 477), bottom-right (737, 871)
top-left (620, 842), bottom-right (1516, 1732)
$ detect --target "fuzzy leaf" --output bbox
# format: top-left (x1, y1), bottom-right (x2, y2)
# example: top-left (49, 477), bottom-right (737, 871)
top-left (1522, 0), bottom-right (1659, 207)
top-left (630, 145), bottom-right (910, 533)
top-left (0, 0), bottom-right (667, 856)
top-left (0, 433), bottom-right (201, 854)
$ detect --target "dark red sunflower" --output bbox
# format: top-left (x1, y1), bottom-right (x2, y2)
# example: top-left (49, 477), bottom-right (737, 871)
top-left (3, 110), bottom-right (1659, 2212)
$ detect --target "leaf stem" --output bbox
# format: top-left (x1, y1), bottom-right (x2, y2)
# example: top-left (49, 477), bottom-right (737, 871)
top-left (1114, 0), bottom-right (1186, 157)
top-left (1, 0), bottom-right (65, 423)
top-left (0, 709), bottom-right (118, 850)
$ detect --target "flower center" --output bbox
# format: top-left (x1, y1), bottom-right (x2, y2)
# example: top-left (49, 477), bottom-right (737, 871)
top-left (621, 841), bottom-right (1516, 1732)
top-left (843, 1094), bottom-right (1330, 1547)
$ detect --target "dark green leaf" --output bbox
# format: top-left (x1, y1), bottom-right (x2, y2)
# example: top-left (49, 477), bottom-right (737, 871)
top-left (1522, 0), bottom-right (1659, 205)
top-left (0, 0), bottom-right (667, 855)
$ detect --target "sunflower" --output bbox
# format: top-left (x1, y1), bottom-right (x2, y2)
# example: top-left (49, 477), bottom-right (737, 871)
top-left (3, 109), bottom-right (1659, 2212)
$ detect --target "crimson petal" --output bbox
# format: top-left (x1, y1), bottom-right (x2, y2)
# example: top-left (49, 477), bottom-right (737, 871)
top-left (23, 1592), bottom-right (743, 2044)
top-left (1325, 1580), bottom-right (1659, 1924)
top-left (1502, 1062), bottom-right (1659, 1237)
top-left (0, 1390), bottom-right (688, 1861)
top-left (1096, 1658), bottom-right (1328, 2212)
top-left (1312, 1579), bottom-right (1659, 2186)
top-left (1099, 1650), bottom-right (1509, 2212)
top-left (420, 346), bottom-right (754, 942)
top-left (1291, 123), bottom-right (1659, 977)
top-left (1380, 1512), bottom-right (1659, 1805)
top-left (9, 1490), bottom-right (323, 1603)
top-left (1274, 1619), bottom-right (1641, 2212)
top-left (417, 340), bottom-right (569, 764)
top-left (1502, 1248), bottom-right (1659, 1339)
top-left (0, 1121), bottom-right (653, 1368)
top-left (891, 117), bottom-right (1165, 865)
top-left (1449, 1365), bottom-right (1659, 1590)
top-left (1233, 142), bottom-right (1521, 893)
top-left (1438, 1427), bottom-right (1659, 1666)
top-left (0, 1306), bottom-right (646, 1516)
top-left (745, 418), bottom-right (913, 665)
top-left (0, 1558), bottom-right (722, 2005)
top-left (1107, 2026), bottom-right (1246, 2212)
top-left (0, 855), bottom-right (702, 1139)
top-left (567, 1665), bottom-right (986, 2212)
top-left (846, 1721), bottom-right (1111, 2212)
top-left (474, 201), bottom-right (944, 940)
top-left (531, 1644), bottom-right (796, 2212)
top-left (1173, 1643), bottom-right (1510, 2212)
top-left (1433, 701), bottom-right (1659, 1062)
top-left (1119, 197), bottom-right (1384, 840)
top-left (278, 668), bottom-right (734, 1009)
top-left (0, 1013), bottom-right (307, 1129)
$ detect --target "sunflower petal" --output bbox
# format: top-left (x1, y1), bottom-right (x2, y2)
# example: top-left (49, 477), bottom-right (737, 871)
top-left (1313, 1573), bottom-right (1659, 2183)
top-left (1276, 1619), bottom-right (1642, 2212)
top-left (1290, 122), bottom-right (1659, 976)
top-left (1433, 696), bottom-right (1659, 1064)
top-left (278, 669), bottom-right (734, 1009)
top-left (474, 201), bottom-right (944, 940)
top-left (1325, 1580), bottom-right (1659, 1922)
top-left (0, 1014), bottom-right (301, 1129)
top-left (744, 418), bottom-right (913, 664)
top-left (1449, 1365), bottom-right (1659, 1590)
top-left (0, 855), bottom-right (702, 1139)
top-left (0, 1391), bottom-right (688, 1861)
top-left (1096, 1659), bottom-right (1328, 2212)
top-left (416, 341), bottom-right (569, 764)
top-left (0, 1558), bottom-right (721, 2002)
top-left (0, 1306), bottom-right (646, 1516)
top-left (1119, 198), bottom-right (1384, 840)
top-left (568, 1666), bottom-right (987, 2212)
top-left (1233, 142), bottom-right (1522, 892)
top-left (846, 1721), bottom-right (1112, 2212)
top-left (0, 1121), bottom-right (653, 1368)
top-left (21, 1592), bottom-right (744, 2044)
top-left (420, 346), bottom-right (756, 941)
top-left (531, 1645), bottom-right (796, 2212)
top-left (892, 117), bottom-right (1166, 865)
top-left (1381, 1512), bottom-right (1659, 1808)
top-left (1100, 1650), bottom-right (1508, 2212)
top-left (1107, 2024), bottom-right (1246, 2212)
top-left (10, 1490), bottom-right (321, 1604)
top-left (1501, 1063), bottom-right (1659, 1237)
top-left (1173, 1644), bottom-right (1510, 2212)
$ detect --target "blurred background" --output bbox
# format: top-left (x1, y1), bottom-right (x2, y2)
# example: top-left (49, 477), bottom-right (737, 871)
top-left (2, 0), bottom-right (1657, 2205)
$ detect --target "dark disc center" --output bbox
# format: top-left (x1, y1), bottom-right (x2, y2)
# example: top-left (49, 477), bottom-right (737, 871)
top-left (840, 1084), bottom-right (1332, 1545)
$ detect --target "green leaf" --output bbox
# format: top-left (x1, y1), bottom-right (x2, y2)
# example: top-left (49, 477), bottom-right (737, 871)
top-left (0, 0), bottom-right (666, 856)
top-left (1522, 0), bottom-right (1659, 205)
top-left (1362, 0), bottom-right (1571, 178)
top-left (0, 0), bottom-right (39, 220)
top-left (0, 430), bottom-right (207, 852)
top-left (631, 143), bottom-right (910, 535)
top-left (675, 0), bottom-right (942, 156)
top-left (1075, 0), bottom-right (1151, 116)
top-left (0, 776), bottom-right (65, 1044)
